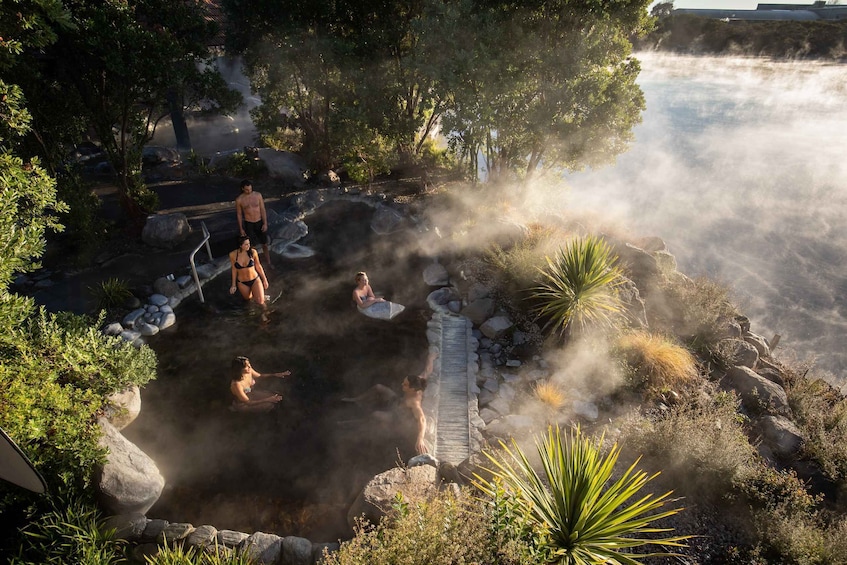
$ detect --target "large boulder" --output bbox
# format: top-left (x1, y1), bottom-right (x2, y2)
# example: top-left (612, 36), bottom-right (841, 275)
top-left (423, 262), bottom-right (449, 286)
top-left (719, 338), bottom-right (759, 369)
top-left (242, 531), bottom-right (282, 565)
top-left (153, 276), bottom-right (180, 297)
top-left (347, 465), bottom-right (438, 529)
top-left (256, 148), bottom-right (307, 187)
top-left (142, 213), bottom-right (191, 249)
top-left (461, 298), bottom-right (496, 326)
top-left (480, 316), bottom-right (514, 339)
top-left (722, 366), bottom-right (789, 415)
top-left (270, 220), bottom-right (309, 254)
top-left (103, 386), bottom-right (141, 431)
top-left (371, 204), bottom-right (404, 235)
top-left (744, 331), bottom-right (772, 359)
top-left (96, 418), bottom-right (165, 515)
top-left (757, 415), bottom-right (804, 460)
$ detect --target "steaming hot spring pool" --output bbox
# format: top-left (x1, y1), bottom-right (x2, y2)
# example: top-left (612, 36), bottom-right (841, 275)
top-left (123, 200), bottom-right (432, 541)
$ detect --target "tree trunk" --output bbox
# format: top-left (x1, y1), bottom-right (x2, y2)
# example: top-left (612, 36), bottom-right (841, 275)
top-left (167, 88), bottom-right (192, 151)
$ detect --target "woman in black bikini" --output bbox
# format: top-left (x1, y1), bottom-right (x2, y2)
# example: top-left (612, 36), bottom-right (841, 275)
top-left (229, 235), bottom-right (269, 310)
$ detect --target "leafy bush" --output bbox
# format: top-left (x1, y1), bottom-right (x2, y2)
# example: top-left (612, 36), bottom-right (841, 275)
top-left (0, 308), bottom-right (156, 509)
top-left (213, 152), bottom-right (267, 179)
top-left (616, 330), bottom-right (699, 396)
top-left (324, 490), bottom-right (534, 565)
top-left (531, 235), bottom-right (624, 338)
top-left (89, 277), bottom-right (133, 312)
top-left (9, 495), bottom-right (126, 565)
top-left (476, 425), bottom-right (688, 564)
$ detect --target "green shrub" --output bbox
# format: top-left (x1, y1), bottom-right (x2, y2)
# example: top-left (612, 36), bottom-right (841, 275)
top-left (477, 425), bottom-right (688, 564)
top-left (214, 152), bottom-right (267, 179)
top-left (0, 308), bottom-right (156, 509)
top-left (324, 490), bottom-right (534, 565)
top-left (89, 277), bottom-right (133, 312)
top-left (619, 393), bottom-right (756, 498)
top-left (9, 495), bottom-right (126, 565)
top-left (484, 224), bottom-right (562, 294)
top-left (658, 276), bottom-right (740, 350)
top-left (615, 330), bottom-right (699, 397)
top-left (531, 235), bottom-right (625, 338)
top-left (782, 366), bottom-right (847, 482)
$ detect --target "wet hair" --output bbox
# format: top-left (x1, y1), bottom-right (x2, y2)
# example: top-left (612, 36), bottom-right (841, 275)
top-left (231, 356), bottom-right (249, 380)
top-left (406, 374), bottom-right (428, 392)
top-left (355, 271), bottom-right (367, 283)
top-left (240, 179), bottom-right (252, 190)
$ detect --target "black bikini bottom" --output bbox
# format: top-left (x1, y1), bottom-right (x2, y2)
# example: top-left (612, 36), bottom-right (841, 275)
top-left (238, 277), bottom-right (259, 288)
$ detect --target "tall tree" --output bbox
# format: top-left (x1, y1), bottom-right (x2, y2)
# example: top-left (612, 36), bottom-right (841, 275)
top-left (225, 0), bottom-right (451, 176)
top-left (15, 0), bottom-right (241, 228)
top-left (443, 0), bottom-right (652, 185)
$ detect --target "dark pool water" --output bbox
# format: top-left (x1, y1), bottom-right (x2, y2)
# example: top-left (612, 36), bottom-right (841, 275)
top-left (123, 200), bottom-right (432, 541)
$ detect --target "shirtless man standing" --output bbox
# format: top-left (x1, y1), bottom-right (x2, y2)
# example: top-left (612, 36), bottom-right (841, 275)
top-left (235, 179), bottom-right (272, 268)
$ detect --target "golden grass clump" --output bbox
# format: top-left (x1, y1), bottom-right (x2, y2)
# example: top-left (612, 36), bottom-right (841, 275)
top-left (617, 330), bottom-right (699, 393)
top-left (533, 380), bottom-right (567, 411)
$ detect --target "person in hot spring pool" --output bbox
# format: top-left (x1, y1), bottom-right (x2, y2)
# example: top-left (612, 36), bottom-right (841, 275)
top-left (342, 351), bottom-right (436, 455)
top-left (229, 235), bottom-right (270, 322)
top-left (230, 356), bottom-right (290, 412)
top-left (352, 271), bottom-right (385, 309)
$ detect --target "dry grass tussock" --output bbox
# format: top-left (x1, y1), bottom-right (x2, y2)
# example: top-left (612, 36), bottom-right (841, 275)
top-left (533, 380), bottom-right (566, 411)
top-left (616, 330), bottom-right (699, 395)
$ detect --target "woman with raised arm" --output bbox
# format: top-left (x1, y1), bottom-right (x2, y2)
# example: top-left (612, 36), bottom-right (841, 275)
top-left (230, 356), bottom-right (290, 412)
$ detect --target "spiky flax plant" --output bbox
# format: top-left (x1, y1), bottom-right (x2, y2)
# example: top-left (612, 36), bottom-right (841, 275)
top-left (476, 425), bottom-right (689, 565)
top-left (532, 235), bottom-right (624, 337)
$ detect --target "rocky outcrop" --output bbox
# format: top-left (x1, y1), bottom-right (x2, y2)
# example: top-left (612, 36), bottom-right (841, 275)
top-left (347, 465), bottom-right (439, 529)
top-left (722, 365), bottom-right (790, 415)
top-left (96, 418), bottom-right (165, 515)
top-left (142, 213), bottom-right (191, 249)
top-left (103, 513), bottom-right (339, 565)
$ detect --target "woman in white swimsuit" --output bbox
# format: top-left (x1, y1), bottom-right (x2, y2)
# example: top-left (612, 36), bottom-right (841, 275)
top-left (352, 271), bottom-right (385, 309)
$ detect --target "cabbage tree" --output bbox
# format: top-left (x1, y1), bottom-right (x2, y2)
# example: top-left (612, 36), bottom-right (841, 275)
top-left (476, 425), bottom-right (689, 565)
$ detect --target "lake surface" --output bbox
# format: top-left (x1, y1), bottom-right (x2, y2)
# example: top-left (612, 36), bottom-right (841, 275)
top-left (564, 53), bottom-right (847, 388)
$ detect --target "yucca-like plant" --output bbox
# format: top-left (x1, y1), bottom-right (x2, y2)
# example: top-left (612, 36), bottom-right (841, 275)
top-left (476, 425), bottom-right (689, 565)
top-left (532, 235), bottom-right (624, 338)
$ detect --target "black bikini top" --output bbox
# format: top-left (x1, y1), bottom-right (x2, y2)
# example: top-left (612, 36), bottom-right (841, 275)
top-left (234, 250), bottom-right (255, 270)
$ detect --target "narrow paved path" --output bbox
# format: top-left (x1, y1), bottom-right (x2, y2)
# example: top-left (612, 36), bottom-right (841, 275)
top-left (433, 314), bottom-right (473, 465)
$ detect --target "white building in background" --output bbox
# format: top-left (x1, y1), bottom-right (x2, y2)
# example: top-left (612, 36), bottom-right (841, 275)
top-left (676, 2), bottom-right (847, 21)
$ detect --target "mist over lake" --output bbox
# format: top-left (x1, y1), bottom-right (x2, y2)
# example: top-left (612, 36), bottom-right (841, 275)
top-left (564, 53), bottom-right (847, 388)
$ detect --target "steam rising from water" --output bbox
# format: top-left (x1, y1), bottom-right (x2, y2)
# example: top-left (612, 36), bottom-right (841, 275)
top-left (564, 53), bottom-right (847, 387)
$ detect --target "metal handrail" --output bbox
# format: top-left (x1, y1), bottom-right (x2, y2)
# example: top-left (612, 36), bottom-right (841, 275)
top-left (188, 221), bottom-right (213, 303)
